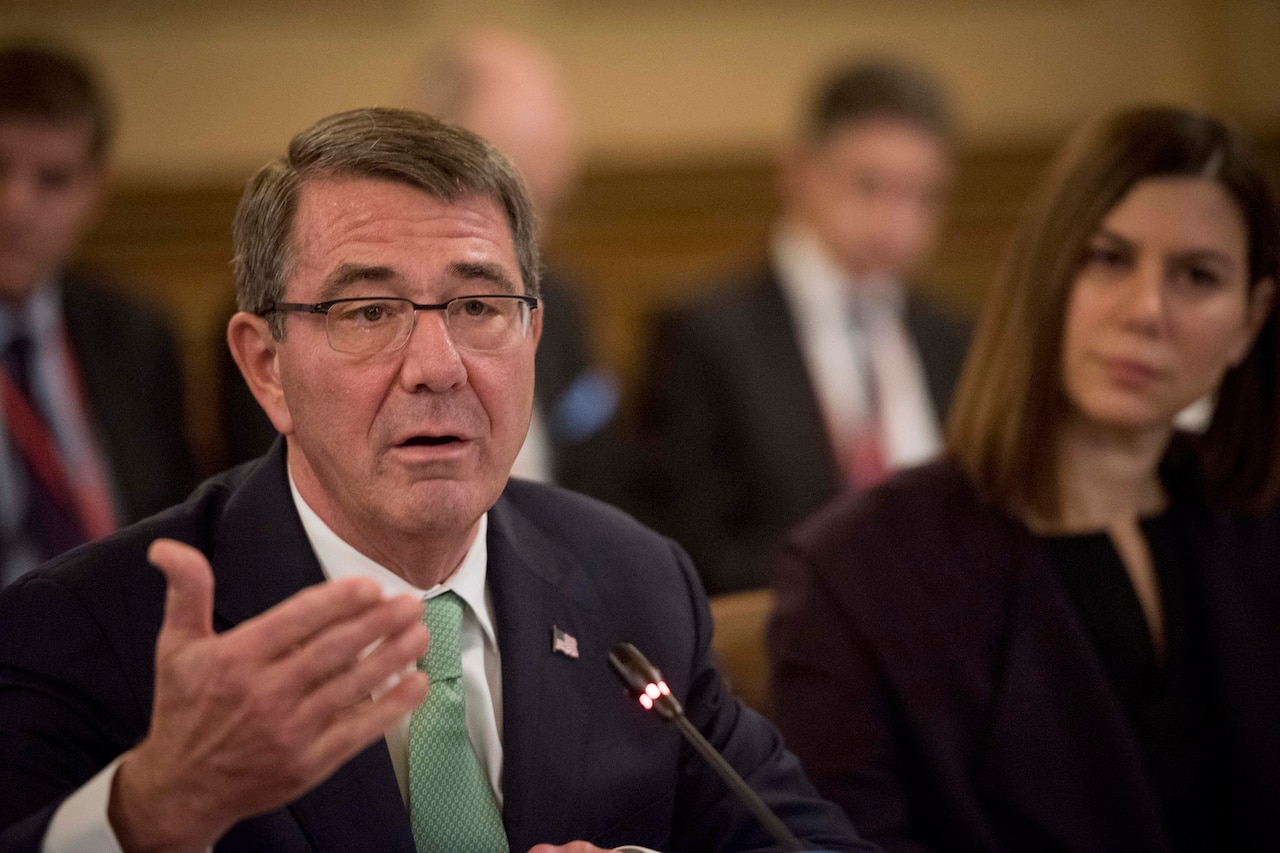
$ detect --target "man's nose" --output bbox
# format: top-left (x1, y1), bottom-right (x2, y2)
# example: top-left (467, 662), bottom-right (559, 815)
top-left (397, 309), bottom-right (467, 392)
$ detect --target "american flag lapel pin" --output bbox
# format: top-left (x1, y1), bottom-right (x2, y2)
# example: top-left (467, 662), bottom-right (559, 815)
top-left (551, 625), bottom-right (580, 659)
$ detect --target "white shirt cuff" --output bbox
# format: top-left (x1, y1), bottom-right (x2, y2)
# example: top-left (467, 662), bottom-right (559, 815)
top-left (42, 757), bottom-right (125, 853)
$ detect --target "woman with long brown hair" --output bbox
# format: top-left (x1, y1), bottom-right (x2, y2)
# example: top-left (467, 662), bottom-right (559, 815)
top-left (770, 105), bottom-right (1280, 851)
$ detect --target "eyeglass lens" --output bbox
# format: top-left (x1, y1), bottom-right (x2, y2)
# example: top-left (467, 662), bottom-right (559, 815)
top-left (325, 297), bottom-right (530, 354)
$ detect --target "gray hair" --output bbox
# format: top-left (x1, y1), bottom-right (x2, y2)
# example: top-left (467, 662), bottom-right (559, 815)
top-left (233, 107), bottom-right (541, 337)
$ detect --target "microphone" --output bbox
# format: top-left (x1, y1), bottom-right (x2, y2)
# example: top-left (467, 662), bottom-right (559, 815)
top-left (608, 642), bottom-right (806, 852)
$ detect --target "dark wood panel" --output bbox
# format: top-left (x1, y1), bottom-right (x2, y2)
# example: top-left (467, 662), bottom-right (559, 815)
top-left (75, 136), bottom-right (1280, 474)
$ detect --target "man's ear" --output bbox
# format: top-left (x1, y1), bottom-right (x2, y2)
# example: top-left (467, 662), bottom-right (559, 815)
top-left (226, 312), bottom-right (293, 435)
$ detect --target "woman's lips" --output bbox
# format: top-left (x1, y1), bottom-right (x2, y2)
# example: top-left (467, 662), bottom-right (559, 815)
top-left (1100, 355), bottom-right (1163, 389)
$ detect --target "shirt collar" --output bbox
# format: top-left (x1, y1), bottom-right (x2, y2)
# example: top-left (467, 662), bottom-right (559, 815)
top-left (0, 277), bottom-right (63, 347)
top-left (771, 221), bottom-right (906, 320)
top-left (286, 466), bottom-right (497, 651)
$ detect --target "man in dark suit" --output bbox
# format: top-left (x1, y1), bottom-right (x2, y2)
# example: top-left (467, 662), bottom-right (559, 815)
top-left (636, 60), bottom-right (970, 594)
top-left (0, 43), bottom-right (195, 587)
top-left (0, 108), bottom-right (869, 852)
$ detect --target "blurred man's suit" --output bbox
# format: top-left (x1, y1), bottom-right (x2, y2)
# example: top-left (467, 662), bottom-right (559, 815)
top-left (1, 269), bottom-right (195, 584)
top-left (639, 266), bottom-right (968, 594)
top-left (59, 271), bottom-right (194, 521)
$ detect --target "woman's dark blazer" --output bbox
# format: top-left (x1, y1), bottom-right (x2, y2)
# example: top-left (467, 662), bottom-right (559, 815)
top-left (769, 456), bottom-right (1280, 852)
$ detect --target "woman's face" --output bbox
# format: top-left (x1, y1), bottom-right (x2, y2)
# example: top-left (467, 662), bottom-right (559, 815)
top-left (1060, 176), bottom-right (1272, 434)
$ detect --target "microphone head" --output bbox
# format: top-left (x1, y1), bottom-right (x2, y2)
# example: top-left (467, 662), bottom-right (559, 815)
top-left (609, 642), bottom-right (683, 721)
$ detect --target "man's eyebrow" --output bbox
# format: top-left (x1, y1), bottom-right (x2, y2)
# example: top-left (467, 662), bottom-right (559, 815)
top-left (448, 261), bottom-right (519, 294)
top-left (318, 264), bottom-right (398, 301)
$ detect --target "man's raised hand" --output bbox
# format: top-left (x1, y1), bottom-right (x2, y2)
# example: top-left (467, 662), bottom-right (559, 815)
top-left (108, 538), bottom-right (429, 852)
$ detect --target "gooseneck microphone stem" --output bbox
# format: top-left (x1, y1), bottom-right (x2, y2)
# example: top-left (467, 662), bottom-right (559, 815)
top-left (609, 642), bottom-right (805, 852)
top-left (669, 713), bottom-right (805, 852)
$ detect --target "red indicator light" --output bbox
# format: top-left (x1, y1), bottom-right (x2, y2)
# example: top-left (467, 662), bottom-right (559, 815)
top-left (640, 694), bottom-right (653, 710)
top-left (658, 681), bottom-right (671, 696)
top-left (645, 683), bottom-right (661, 699)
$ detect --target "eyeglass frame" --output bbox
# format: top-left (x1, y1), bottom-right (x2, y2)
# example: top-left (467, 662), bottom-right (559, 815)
top-left (257, 294), bottom-right (540, 354)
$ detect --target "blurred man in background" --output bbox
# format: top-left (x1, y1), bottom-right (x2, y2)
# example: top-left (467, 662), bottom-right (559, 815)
top-left (636, 59), bottom-right (970, 594)
top-left (415, 29), bottom-right (625, 498)
top-left (0, 42), bottom-right (193, 586)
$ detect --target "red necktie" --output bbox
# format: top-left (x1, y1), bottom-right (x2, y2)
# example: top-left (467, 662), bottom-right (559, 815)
top-left (2, 332), bottom-right (91, 563)
top-left (841, 299), bottom-right (890, 490)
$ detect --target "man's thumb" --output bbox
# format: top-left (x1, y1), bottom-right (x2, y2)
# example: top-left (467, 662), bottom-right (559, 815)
top-left (148, 538), bottom-right (214, 644)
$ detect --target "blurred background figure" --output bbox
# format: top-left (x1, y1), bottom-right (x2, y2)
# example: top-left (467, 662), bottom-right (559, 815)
top-left (635, 59), bottom-right (971, 595)
top-left (771, 106), bottom-right (1280, 851)
top-left (415, 29), bottom-right (625, 497)
top-left (0, 42), bottom-right (193, 587)
top-left (219, 29), bottom-right (626, 503)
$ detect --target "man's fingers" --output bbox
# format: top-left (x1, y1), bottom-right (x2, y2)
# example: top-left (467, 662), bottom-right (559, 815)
top-left (230, 576), bottom-right (386, 661)
top-left (304, 669), bottom-right (428, 779)
top-left (292, 616), bottom-right (429, 727)
top-left (149, 538), bottom-right (215, 646)
top-left (277, 594), bottom-right (426, 700)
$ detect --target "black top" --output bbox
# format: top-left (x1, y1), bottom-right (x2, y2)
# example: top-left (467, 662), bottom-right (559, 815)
top-left (1041, 515), bottom-right (1229, 852)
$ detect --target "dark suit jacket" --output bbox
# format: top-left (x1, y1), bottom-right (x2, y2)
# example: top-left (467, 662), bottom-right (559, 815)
top-left (0, 441), bottom-right (869, 852)
top-left (60, 271), bottom-right (195, 524)
top-left (769, 458), bottom-right (1280, 852)
top-left (217, 271), bottom-right (628, 503)
top-left (635, 267), bottom-right (970, 595)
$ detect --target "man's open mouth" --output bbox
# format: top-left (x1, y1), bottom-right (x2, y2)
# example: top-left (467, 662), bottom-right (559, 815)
top-left (400, 435), bottom-right (461, 447)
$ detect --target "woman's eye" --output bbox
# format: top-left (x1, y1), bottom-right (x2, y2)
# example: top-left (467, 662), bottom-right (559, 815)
top-left (1085, 245), bottom-right (1128, 269)
top-left (1184, 267), bottom-right (1223, 289)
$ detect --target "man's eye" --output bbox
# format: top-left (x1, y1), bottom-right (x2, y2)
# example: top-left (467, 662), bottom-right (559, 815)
top-left (459, 299), bottom-right (495, 317)
top-left (335, 302), bottom-right (396, 323)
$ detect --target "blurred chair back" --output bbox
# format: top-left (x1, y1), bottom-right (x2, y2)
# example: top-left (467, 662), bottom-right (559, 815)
top-left (709, 588), bottom-right (775, 713)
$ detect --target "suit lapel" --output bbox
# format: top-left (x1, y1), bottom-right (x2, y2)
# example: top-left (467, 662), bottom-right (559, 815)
top-left (486, 491), bottom-right (604, 851)
top-left (209, 442), bottom-right (414, 852)
top-left (752, 271), bottom-right (841, 499)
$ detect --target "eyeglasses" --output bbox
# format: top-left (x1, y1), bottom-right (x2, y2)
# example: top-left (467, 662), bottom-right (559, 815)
top-left (259, 295), bottom-right (539, 355)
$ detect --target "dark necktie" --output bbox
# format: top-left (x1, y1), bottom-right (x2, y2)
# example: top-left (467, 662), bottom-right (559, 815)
top-left (2, 330), bottom-right (88, 564)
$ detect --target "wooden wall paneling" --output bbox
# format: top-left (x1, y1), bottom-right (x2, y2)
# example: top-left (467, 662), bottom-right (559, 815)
top-left (72, 136), bottom-right (1279, 477)
top-left (77, 184), bottom-right (242, 475)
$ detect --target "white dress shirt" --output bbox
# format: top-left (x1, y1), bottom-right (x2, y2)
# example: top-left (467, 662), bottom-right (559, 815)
top-left (290, 472), bottom-right (504, 805)
top-left (771, 222), bottom-right (943, 472)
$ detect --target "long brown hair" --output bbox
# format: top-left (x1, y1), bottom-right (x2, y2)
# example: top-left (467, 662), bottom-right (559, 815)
top-left (945, 106), bottom-right (1280, 519)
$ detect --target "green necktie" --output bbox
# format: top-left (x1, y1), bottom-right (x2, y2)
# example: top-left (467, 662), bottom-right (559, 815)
top-left (409, 591), bottom-right (508, 853)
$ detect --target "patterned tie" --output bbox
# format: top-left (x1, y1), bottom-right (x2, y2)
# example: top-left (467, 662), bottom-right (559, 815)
top-left (409, 591), bottom-right (508, 853)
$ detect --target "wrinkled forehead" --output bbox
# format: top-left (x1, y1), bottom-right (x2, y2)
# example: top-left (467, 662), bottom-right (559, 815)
top-left (285, 176), bottom-right (522, 296)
